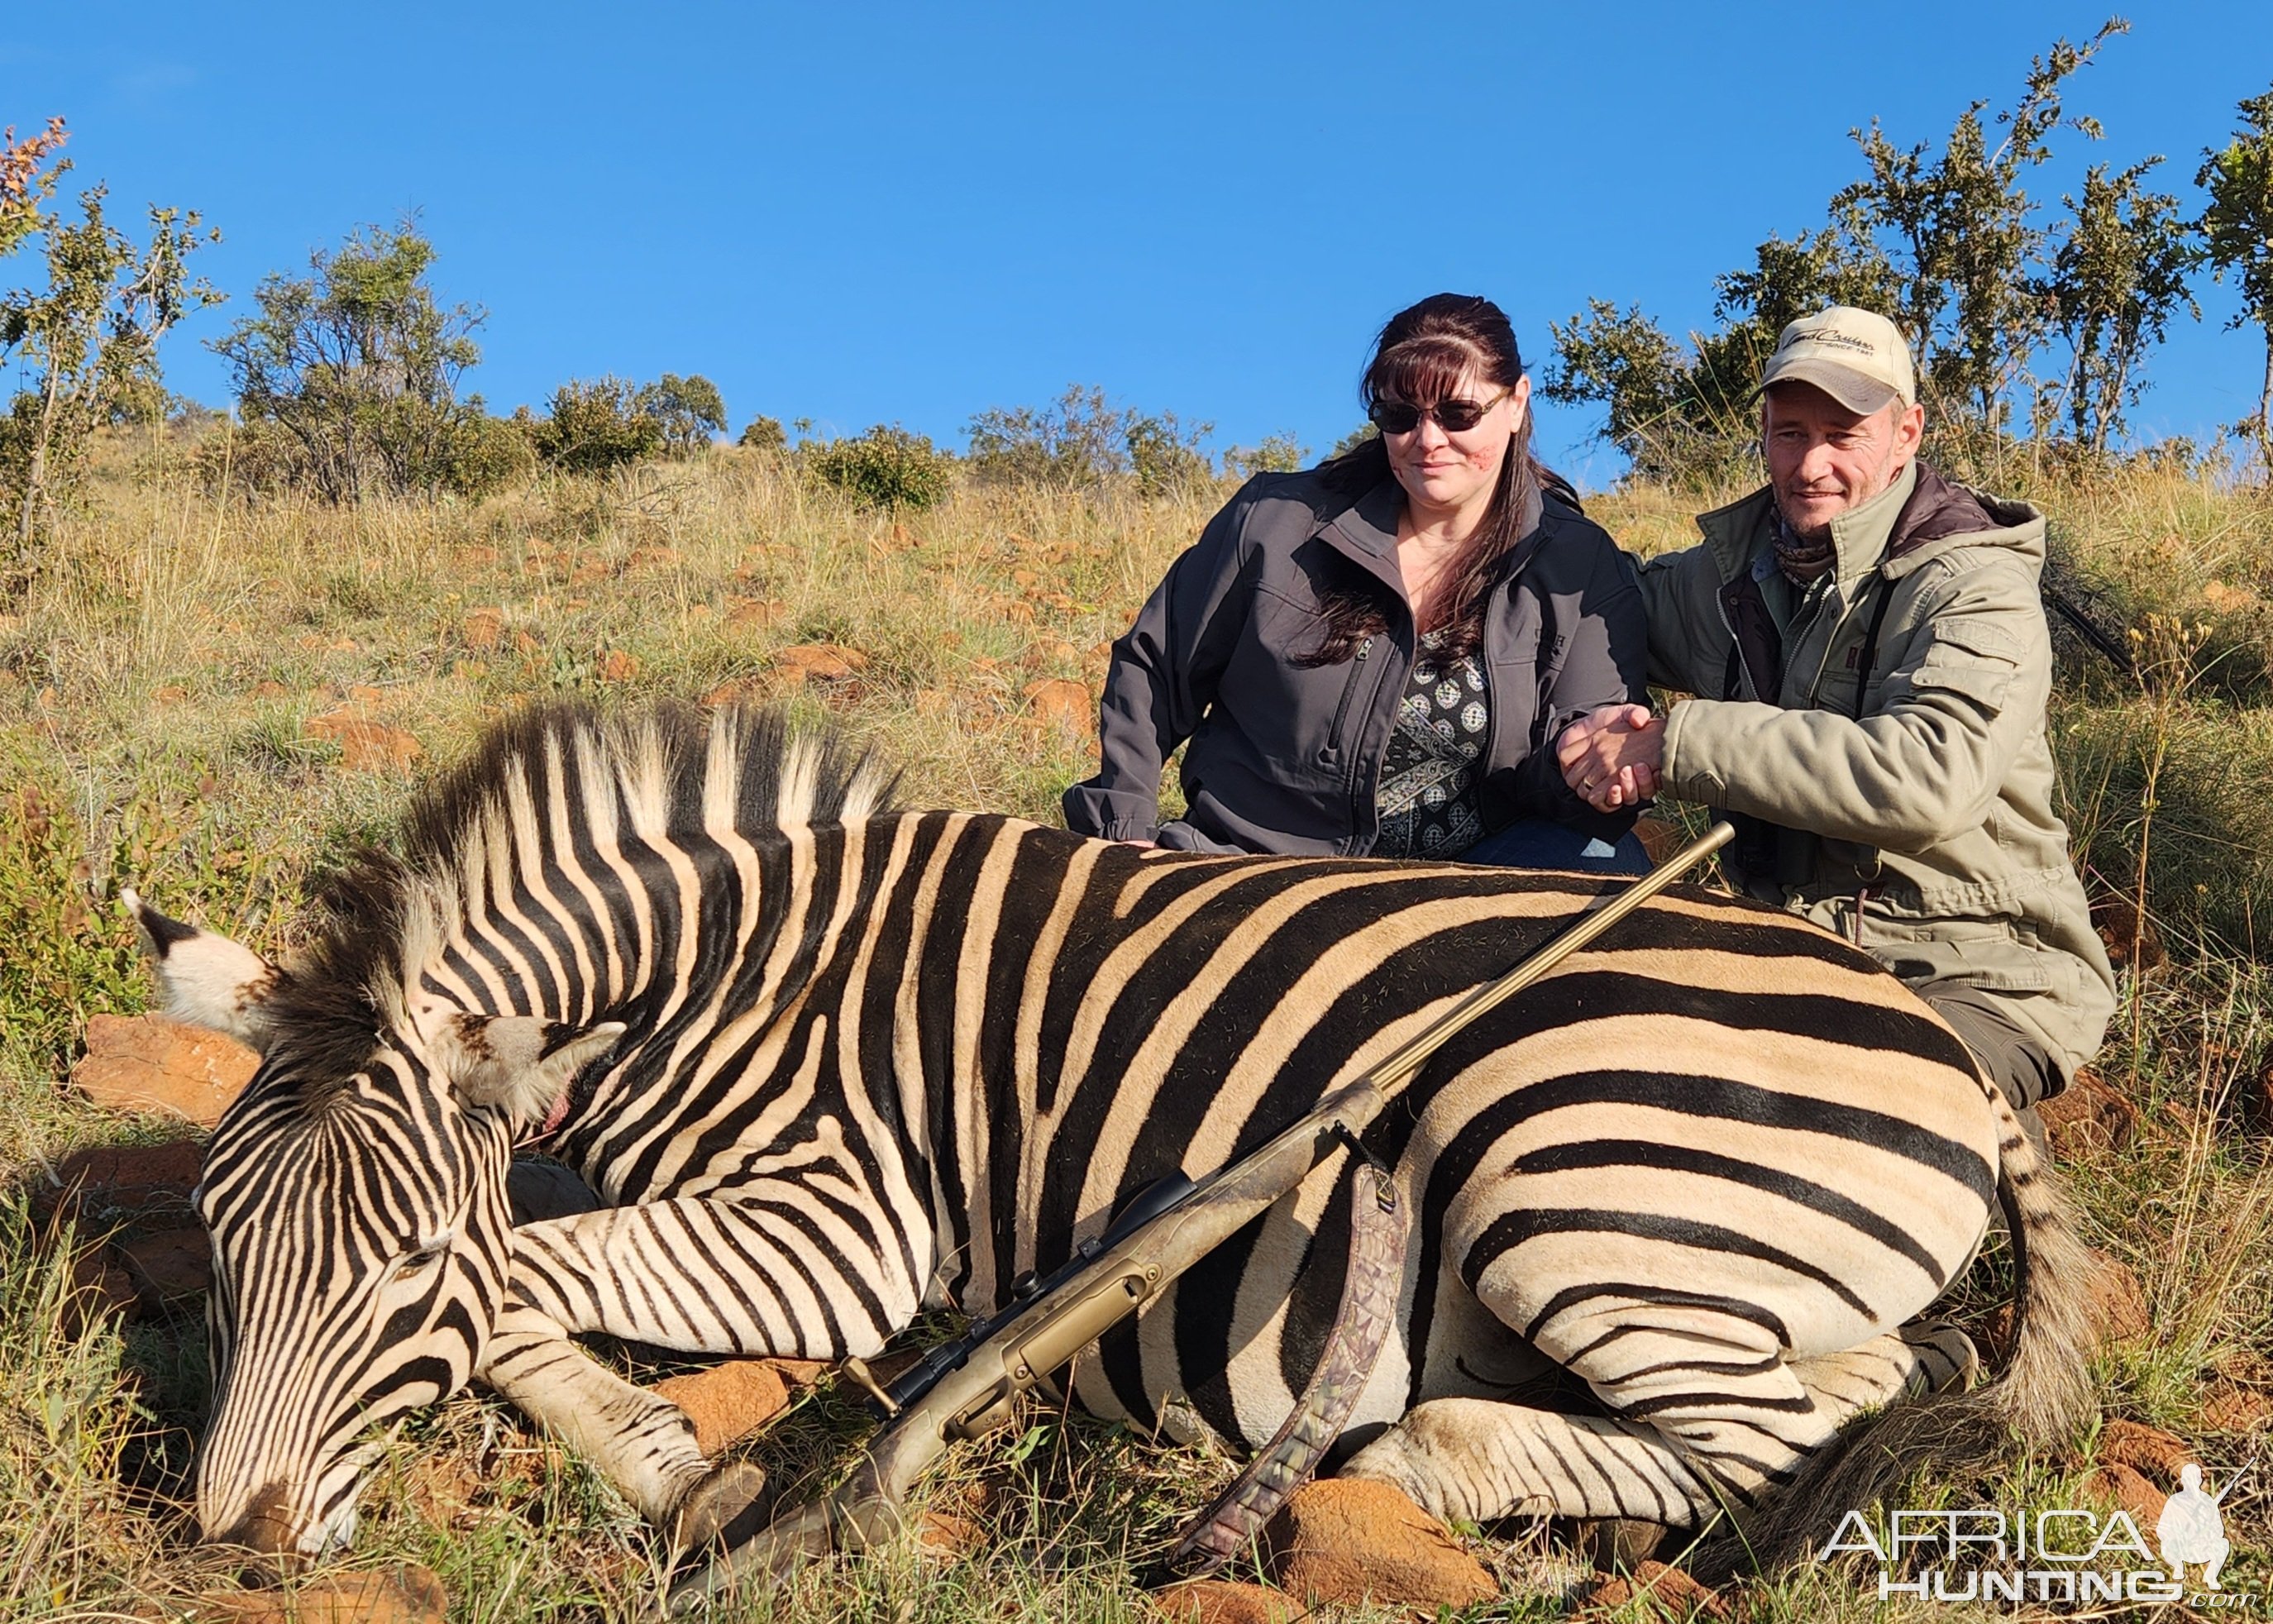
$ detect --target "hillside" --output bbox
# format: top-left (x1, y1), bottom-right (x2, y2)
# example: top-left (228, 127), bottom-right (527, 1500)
top-left (1, 441), bottom-right (2266, 1621)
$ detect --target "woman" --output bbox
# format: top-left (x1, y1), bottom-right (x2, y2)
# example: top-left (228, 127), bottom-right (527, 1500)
top-left (1062, 293), bottom-right (1650, 870)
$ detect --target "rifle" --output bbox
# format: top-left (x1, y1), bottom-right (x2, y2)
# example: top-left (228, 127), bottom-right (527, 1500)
top-left (666, 822), bottom-right (1734, 1614)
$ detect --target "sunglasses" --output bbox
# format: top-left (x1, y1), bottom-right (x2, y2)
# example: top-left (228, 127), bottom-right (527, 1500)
top-left (1368, 390), bottom-right (1509, 436)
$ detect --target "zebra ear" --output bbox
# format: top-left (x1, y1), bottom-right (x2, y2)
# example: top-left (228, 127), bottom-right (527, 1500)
top-left (120, 888), bottom-right (287, 1053)
top-left (438, 1015), bottom-right (627, 1123)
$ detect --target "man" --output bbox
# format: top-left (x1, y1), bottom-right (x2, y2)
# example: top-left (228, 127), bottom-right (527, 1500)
top-left (1557, 306), bottom-right (2115, 1125)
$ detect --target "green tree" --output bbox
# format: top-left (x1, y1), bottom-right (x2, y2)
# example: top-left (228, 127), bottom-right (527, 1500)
top-left (2, 172), bottom-right (220, 556)
top-left (1544, 300), bottom-right (1756, 487)
top-left (532, 376), bottom-right (665, 473)
top-left (1125, 410), bottom-right (1213, 495)
top-left (808, 423), bottom-right (954, 510)
top-left (967, 385), bottom-right (1130, 486)
top-left (210, 221), bottom-right (494, 501)
top-left (1550, 21), bottom-right (2136, 485)
top-left (2036, 160), bottom-right (2198, 454)
top-left (967, 384), bottom-right (1215, 491)
top-left (737, 414), bottom-right (787, 451)
top-left (1220, 433), bottom-right (1310, 482)
top-left (637, 372), bottom-right (726, 456)
top-left (1827, 20), bottom-right (2126, 430)
top-left (2198, 84), bottom-right (2273, 466)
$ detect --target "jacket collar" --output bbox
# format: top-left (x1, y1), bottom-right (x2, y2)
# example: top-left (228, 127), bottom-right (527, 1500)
top-left (1315, 471), bottom-right (1550, 594)
top-left (1694, 460), bottom-right (2042, 585)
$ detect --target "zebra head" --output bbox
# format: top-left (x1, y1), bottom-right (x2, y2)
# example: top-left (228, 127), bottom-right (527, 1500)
top-left (123, 891), bottom-right (620, 1555)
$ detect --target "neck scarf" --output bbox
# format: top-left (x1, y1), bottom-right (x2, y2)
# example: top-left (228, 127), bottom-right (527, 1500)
top-left (1770, 505), bottom-right (1836, 585)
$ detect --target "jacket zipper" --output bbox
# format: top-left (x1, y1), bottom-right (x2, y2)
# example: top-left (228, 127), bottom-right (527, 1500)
top-left (1714, 592), bottom-right (1749, 700)
top-left (1325, 635), bottom-right (1374, 759)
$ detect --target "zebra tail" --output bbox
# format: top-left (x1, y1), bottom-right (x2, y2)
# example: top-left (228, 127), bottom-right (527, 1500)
top-left (1717, 1087), bottom-right (2101, 1575)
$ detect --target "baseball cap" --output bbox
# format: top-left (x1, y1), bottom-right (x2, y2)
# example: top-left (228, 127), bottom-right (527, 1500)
top-left (1756, 306), bottom-right (1917, 415)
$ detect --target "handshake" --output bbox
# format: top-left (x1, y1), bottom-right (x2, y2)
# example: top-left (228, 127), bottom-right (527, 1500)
top-left (1555, 703), bottom-right (1665, 814)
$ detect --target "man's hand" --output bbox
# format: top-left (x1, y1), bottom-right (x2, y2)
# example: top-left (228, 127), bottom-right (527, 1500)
top-left (1557, 704), bottom-right (1664, 812)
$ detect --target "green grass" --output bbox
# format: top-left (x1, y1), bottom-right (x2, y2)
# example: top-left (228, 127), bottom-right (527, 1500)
top-left (0, 437), bottom-right (2267, 1620)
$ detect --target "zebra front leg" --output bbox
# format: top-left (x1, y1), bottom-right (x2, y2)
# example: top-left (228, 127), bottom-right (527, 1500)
top-left (483, 1195), bottom-right (923, 1539)
top-left (479, 1292), bottom-right (741, 1537)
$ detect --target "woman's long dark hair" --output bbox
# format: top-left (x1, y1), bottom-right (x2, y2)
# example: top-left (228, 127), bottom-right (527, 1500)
top-left (1301, 293), bottom-right (1576, 666)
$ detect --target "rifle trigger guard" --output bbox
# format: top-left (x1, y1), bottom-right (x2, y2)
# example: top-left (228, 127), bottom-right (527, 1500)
top-left (1331, 1120), bottom-right (1397, 1215)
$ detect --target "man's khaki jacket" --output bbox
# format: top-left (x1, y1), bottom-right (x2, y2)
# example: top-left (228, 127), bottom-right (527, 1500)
top-left (1639, 459), bottom-right (2116, 1085)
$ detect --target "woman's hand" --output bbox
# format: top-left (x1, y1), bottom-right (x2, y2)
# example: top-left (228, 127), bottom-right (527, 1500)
top-left (1556, 704), bottom-right (1664, 811)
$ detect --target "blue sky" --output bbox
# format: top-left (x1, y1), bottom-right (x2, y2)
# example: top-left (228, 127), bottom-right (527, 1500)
top-left (7, 2), bottom-right (2271, 489)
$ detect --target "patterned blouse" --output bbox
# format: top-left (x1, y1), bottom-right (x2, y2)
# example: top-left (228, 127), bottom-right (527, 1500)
top-left (1373, 628), bottom-right (1490, 858)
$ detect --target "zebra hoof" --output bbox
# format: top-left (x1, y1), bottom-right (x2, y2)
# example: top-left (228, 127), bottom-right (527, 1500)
top-left (1571, 1516), bottom-right (1671, 1569)
top-left (673, 1460), bottom-right (771, 1550)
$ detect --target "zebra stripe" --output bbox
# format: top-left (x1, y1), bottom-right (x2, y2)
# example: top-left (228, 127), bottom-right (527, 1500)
top-left (148, 703), bottom-right (2084, 1565)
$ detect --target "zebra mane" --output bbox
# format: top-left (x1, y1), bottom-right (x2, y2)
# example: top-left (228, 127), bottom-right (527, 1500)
top-left (258, 700), bottom-right (899, 1108)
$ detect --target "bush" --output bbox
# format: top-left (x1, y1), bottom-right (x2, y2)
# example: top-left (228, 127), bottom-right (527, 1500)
top-left (1220, 433), bottom-right (1310, 482)
top-left (446, 406), bottom-right (537, 496)
top-left (738, 414), bottom-right (787, 451)
top-left (533, 377), bottom-right (665, 474)
top-left (1127, 413), bottom-right (1215, 495)
top-left (807, 424), bottom-right (953, 510)
top-left (967, 383), bottom-right (1218, 492)
top-left (2056, 699), bottom-right (2273, 955)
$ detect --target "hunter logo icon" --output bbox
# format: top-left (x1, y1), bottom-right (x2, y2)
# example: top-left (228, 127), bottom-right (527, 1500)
top-left (2157, 1463), bottom-right (2232, 1590)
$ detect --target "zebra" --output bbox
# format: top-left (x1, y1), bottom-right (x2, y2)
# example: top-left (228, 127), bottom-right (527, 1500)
top-left (129, 700), bottom-right (2094, 1574)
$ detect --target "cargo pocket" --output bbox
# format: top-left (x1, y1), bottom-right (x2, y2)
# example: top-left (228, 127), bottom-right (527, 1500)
top-left (1945, 920), bottom-right (2055, 995)
top-left (1910, 619), bottom-right (2022, 715)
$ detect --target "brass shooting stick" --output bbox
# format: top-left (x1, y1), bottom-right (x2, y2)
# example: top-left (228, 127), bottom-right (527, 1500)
top-left (666, 822), bottom-right (1733, 1612)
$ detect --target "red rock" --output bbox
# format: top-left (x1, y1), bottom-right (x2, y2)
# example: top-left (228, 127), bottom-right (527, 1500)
top-left (2088, 1251), bottom-right (2151, 1343)
top-left (2090, 892), bottom-right (2164, 973)
top-left (1151, 1579), bottom-right (1306, 1624)
top-left (1261, 1479), bottom-right (1496, 1612)
top-left (1572, 1561), bottom-right (1729, 1619)
top-left (115, 1225), bottom-right (212, 1309)
top-left (2098, 1418), bottom-right (2193, 1483)
top-left (72, 1014), bottom-right (257, 1125)
top-left (598, 649), bottom-right (640, 683)
top-left (306, 710), bottom-right (422, 773)
top-left (724, 597), bottom-right (784, 628)
top-left (2037, 1068), bottom-right (2139, 1160)
top-left (916, 1508), bottom-right (981, 1560)
top-left (402, 1454), bottom-right (485, 1532)
top-left (36, 1139), bottom-right (204, 1226)
top-left (1022, 677), bottom-right (1095, 733)
top-left (2199, 1383), bottom-right (2273, 1435)
top-left (700, 677), bottom-right (769, 709)
top-left (62, 1244), bottom-right (141, 1334)
top-left (461, 608), bottom-right (504, 652)
top-left (179, 1562), bottom-right (446, 1622)
top-left (653, 1360), bottom-right (792, 1455)
top-left (765, 1357), bottom-right (833, 1388)
top-left (2088, 1462), bottom-right (2167, 1531)
top-left (771, 644), bottom-right (866, 685)
top-left (251, 680), bottom-right (292, 701)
